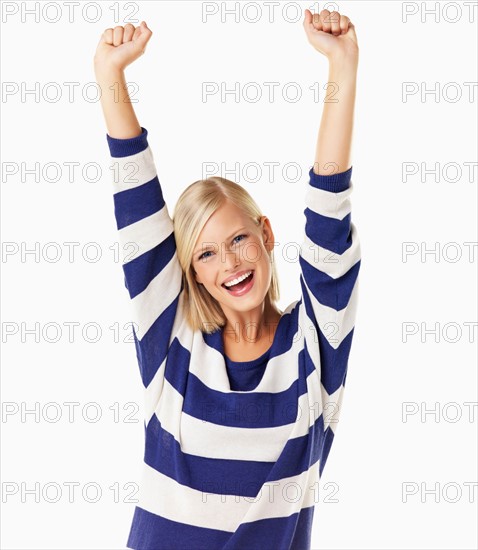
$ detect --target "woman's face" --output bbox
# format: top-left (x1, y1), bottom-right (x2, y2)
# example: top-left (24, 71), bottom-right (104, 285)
top-left (191, 200), bottom-right (275, 315)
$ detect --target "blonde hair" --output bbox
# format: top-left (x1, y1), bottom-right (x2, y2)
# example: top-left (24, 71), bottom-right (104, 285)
top-left (172, 176), bottom-right (280, 334)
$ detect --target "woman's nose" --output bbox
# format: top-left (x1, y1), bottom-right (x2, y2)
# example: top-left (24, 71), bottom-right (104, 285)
top-left (224, 248), bottom-right (240, 270)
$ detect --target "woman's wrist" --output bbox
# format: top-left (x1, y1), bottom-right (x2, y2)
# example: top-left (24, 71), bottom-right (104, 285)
top-left (94, 61), bottom-right (125, 83)
top-left (327, 53), bottom-right (358, 77)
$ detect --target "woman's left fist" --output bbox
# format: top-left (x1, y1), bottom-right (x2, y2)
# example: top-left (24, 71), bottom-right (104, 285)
top-left (303, 9), bottom-right (358, 61)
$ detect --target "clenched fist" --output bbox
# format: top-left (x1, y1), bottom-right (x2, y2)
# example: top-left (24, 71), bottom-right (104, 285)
top-left (303, 9), bottom-right (358, 61)
top-left (94, 21), bottom-right (153, 72)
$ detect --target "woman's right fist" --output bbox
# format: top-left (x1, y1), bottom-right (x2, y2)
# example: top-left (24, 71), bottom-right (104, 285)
top-left (94, 21), bottom-right (153, 72)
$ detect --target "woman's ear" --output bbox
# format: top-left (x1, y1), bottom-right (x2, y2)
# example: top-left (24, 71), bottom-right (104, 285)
top-left (260, 216), bottom-right (275, 253)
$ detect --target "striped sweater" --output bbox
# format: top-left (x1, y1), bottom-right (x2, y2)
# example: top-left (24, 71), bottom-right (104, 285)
top-left (106, 127), bottom-right (361, 550)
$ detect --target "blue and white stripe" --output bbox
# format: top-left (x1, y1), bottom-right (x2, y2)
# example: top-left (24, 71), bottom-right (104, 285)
top-left (106, 127), bottom-right (361, 550)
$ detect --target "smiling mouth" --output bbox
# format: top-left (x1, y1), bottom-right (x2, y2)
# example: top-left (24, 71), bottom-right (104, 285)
top-left (221, 270), bottom-right (255, 293)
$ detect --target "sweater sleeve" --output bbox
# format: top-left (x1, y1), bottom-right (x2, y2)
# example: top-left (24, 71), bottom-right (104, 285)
top-left (298, 166), bottom-right (361, 433)
top-left (106, 127), bottom-right (184, 391)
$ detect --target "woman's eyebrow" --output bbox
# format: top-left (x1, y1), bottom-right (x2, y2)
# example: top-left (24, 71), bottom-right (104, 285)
top-left (193, 226), bottom-right (247, 256)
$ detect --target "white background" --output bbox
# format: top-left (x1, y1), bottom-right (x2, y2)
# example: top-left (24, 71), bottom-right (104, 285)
top-left (1, 1), bottom-right (477, 549)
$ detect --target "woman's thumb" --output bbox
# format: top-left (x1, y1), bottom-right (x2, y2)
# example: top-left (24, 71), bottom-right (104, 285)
top-left (303, 8), bottom-right (313, 26)
top-left (345, 22), bottom-right (357, 44)
top-left (303, 8), bottom-right (316, 36)
top-left (134, 21), bottom-right (152, 48)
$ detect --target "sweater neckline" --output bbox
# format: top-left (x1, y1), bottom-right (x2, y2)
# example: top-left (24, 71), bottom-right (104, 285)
top-left (224, 344), bottom-right (272, 369)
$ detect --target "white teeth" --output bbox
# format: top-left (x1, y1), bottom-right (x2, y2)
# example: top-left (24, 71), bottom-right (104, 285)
top-left (224, 270), bottom-right (252, 288)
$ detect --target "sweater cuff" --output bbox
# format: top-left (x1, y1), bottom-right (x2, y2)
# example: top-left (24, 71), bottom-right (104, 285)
top-left (308, 165), bottom-right (352, 192)
top-left (106, 127), bottom-right (149, 158)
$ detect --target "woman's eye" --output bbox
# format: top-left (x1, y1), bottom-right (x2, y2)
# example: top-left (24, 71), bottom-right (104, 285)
top-left (233, 234), bottom-right (247, 244)
top-left (199, 251), bottom-right (213, 260)
top-left (198, 235), bottom-right (246, 260)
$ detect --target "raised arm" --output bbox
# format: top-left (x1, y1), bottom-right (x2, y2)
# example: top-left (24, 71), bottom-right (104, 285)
top-left (94, 21), bottom-right (152, 138)
top-left (299, 9), bottom-right (361, 446)
top-left (303, 9), bottom-right (358, 175)
top-left (94, 23), bottom-right (185, 412)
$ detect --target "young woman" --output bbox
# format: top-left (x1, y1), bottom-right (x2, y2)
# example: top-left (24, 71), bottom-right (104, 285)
top-left (94, 9), bottom-right (361, 549)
